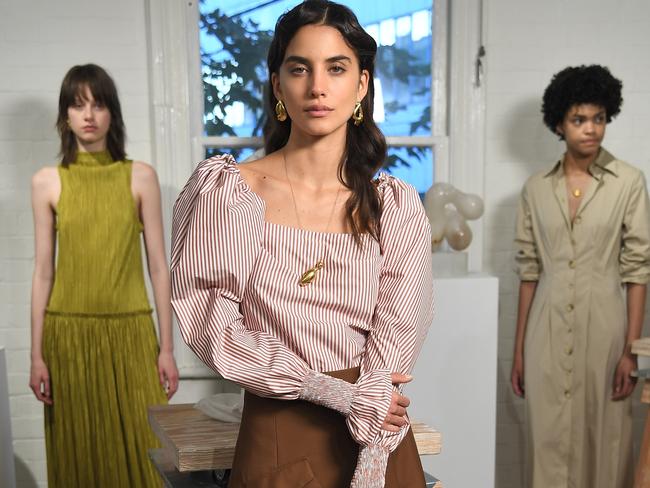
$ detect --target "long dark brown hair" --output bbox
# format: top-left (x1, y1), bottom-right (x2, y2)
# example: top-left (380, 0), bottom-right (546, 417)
top-left (56, 64), bottom-right (126, 166)
top-left (264, 0), bottom-right (387, 243)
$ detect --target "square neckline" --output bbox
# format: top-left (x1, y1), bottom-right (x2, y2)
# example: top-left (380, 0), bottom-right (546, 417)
top-left (231, 160), bottom-right (361, 238)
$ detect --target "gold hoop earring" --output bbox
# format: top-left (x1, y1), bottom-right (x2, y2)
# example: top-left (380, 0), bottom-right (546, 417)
top-left (275, 100), bottom-right (288, 121)
top-left (352, 101), bottom-right (363, 126)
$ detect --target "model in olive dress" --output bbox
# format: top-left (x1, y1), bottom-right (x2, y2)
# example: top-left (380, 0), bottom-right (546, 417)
top-left (29, 64), bottom-right (178, 487)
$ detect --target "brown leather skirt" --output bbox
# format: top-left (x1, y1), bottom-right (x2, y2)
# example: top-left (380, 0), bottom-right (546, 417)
top-left (228, 367), bottom-right (425, 487)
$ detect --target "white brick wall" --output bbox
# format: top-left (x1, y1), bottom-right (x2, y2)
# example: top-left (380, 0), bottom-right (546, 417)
top-left (3, 1), bottom-right (650, 487)
top-left (484, 1), bottom-right (650, 486)
top-left (0, 1), bottom-right (152, 486)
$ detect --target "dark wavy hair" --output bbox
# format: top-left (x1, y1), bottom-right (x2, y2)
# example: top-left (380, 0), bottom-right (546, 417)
top-left (264, 0), bottom-right (386, 244)
top-left (56, 64), bottom-right (126, 166)
top-left (542, 64), bottom-right (623, 139)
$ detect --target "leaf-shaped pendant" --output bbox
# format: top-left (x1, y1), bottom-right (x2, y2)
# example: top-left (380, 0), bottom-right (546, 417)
top-left (299, 260), bottom-right (324, 287)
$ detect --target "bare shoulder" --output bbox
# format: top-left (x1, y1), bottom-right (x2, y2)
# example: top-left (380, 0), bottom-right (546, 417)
top-left (31, 166), bottom-right (60, 193)
top-left (131, 160), bottom-right (158, 181)
top-left (238, 153), bottom-right (283, 192)
top-left (131, 160), bottom-right (160, 191)
top-left (31, 166), bottom-right (60, 209)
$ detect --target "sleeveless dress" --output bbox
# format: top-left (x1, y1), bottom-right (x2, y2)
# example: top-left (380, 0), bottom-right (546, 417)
top-left (42, 150), bottom-right (167, 488)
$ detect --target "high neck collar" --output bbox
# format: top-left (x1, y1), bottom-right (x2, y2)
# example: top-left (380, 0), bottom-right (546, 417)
top-left (74, 150), bottom-right (114, 167)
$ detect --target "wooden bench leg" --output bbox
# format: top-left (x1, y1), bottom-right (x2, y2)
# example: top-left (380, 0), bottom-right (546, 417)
top-left (635, 404), bottom-right (650, 487)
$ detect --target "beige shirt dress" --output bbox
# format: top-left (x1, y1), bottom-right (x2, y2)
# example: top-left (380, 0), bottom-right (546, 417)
top-left (515, 148), bottom-right (650, 488)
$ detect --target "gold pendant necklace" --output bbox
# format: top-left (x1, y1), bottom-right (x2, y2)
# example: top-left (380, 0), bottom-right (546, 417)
top-left (299, 260), bottom-right (324, 286)
top-left (283, 150), bottom-right (341, 287)
top-left (572, 188), bottom-right (581, 198)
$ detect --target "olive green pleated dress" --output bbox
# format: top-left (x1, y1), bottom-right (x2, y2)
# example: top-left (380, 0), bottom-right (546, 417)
top-left (43, 150), bottom-right (167, 488)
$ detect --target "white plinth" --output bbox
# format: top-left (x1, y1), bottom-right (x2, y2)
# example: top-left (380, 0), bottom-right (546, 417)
top-left (0, 347), bottom-right (16, 488)
top-left (409, 273), bottom-right (498, 488)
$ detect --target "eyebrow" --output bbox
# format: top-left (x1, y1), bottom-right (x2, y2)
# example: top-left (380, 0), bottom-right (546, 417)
top-left (571, 110), bottom-right (606, 117)
top-left (284, 54), bottom-right (352, 65)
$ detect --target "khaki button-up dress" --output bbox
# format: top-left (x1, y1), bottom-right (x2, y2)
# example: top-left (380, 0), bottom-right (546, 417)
top-left (515, 148), bottom-right (650, 488)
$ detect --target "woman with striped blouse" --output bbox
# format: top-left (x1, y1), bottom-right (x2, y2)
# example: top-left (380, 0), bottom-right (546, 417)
top-left (170, 2), bottom-right (434, 487)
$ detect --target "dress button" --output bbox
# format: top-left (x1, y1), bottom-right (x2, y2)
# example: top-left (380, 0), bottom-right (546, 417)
top-left (565, 390), bottom-right (571, 398)
top-left (565, 346), bottom-right (573, 355)
top-left (566, 304), bottom-right (574, 312)
top-left (568, 327), bottom-right (573, 333)
top-left (569, 260), bottom-right (576, 269)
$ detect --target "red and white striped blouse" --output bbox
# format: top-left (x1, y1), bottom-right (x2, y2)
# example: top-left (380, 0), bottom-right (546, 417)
top-left (171, 154), bottom-right (434, 454)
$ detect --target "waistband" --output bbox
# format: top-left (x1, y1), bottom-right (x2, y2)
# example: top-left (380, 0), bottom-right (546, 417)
top-left (45, 308), bottom-right (153, 318)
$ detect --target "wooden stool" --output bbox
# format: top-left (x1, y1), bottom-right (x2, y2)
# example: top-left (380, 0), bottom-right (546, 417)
top-left (634, 338), bottom-right (650, 488)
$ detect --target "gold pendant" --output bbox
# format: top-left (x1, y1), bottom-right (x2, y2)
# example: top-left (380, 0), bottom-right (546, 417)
top-left (572, 188), bottom-right (581, 198)
top-left (299, 260), bottom-right (324, 287)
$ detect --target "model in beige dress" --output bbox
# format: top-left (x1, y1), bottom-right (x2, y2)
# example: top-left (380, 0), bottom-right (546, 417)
top-left (511, 65), bottom-right (650, 488)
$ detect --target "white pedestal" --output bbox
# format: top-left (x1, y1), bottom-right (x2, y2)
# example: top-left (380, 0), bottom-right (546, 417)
top-left (409, 274), bottom-right (498, 488)
top-left (0, 347), bottom-right (16, 488)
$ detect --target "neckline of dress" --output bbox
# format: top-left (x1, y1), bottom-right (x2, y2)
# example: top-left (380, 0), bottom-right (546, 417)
top-left (74, 150), bottom-right (116, 167)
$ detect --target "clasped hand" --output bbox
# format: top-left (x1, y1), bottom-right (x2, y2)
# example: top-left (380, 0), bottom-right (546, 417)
top-left (381, 372), bottom-right (412, 432)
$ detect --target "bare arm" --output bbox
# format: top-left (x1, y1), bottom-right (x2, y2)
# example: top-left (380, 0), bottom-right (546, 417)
top-left (29, 168), bottom-right (59, 404)
top-left (612, 282), bottom-right (646, 400)
top-left (511, 280), bottom-right (538, 397)
top-left (132, 162), bottom-right (179, 399)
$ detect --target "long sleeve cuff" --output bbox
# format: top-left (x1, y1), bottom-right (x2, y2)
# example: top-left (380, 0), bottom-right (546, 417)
top-left (346, 370), bottom-right (393, 444)
top-left (298, 370), bottom-right (357, 415)
top-left (349, 444), bottom-right (390, 487)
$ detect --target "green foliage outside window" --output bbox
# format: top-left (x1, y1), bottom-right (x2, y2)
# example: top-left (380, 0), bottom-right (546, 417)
top-left (200, 8), bottom-right (431, 169)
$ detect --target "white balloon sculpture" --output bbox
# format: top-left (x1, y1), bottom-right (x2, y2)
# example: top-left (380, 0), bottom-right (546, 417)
top-left (423, 183), bottom-right (484, 251)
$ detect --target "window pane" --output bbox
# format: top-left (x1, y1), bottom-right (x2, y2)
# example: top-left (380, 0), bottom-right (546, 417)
top-left (199, 0), bottom-right (434, 138)
top-left (204, 146), bottom-right (260, 162)
top-left (384, 146), bottom-right (434, 198)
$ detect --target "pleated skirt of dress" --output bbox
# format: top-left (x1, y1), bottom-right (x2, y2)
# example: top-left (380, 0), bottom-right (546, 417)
top-left (228, 367), bottom-right (426, 488)
top-left (42, 310), bottom-right (167, 488)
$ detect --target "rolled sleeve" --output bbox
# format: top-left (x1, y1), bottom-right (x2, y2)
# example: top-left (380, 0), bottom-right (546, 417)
top-left (620, 173), bottom-right (650, 284)
top-left (515, 185), bottom-right (540, 281)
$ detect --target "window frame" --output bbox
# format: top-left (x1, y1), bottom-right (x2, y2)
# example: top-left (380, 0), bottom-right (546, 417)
top-left (145, 0), bottom-right (485, 377)
top-left (190, 0), bottom-right (449, 185)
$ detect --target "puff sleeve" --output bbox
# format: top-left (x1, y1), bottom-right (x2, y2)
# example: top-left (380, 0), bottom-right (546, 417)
top-left (348, 176), bottom-right (434, 487)
top-left (620, 172), bottom-right (650, 284)
top-left (171, 155), bottom-right (315, 397)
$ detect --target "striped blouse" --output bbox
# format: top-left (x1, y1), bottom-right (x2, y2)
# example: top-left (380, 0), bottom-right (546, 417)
top-left (171, 154), bottom-right (434, 456)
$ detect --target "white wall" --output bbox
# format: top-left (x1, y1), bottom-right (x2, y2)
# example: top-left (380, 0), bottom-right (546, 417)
top-left (0, 1), bottom-right (152, 486)
top-left (483, 1), bottom-right (650, 486)
top-left (2, 1), bottom-right (650, 487)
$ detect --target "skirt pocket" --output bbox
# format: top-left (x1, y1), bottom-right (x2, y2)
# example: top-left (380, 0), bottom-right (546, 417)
top-left (244, 458), bottom-right (322, 488)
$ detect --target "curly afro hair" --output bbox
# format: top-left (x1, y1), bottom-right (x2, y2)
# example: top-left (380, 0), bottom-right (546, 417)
top-left (542, 64), bottom-right (623, 138)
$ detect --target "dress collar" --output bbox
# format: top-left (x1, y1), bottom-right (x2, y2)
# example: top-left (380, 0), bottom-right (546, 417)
top-left (544, 147), bottom-right (618, 181)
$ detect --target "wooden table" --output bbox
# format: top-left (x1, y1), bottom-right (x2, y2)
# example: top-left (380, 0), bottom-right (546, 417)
top-left (634, 338), bottom-right (650, 488)
top-left (148, 403), bottom-right (442, 487)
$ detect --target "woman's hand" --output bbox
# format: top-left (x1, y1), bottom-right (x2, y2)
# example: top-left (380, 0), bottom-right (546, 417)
top-left (511, 353), bottom-right (525, 398)
top-left (158, 351), bottom-right (179, 399)
top-left (29, 358), bottom-right (52, 405)
top-left (381, 372), bottom-right (412, 432)
top-left (612, 353), bottom-right (637, 401)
